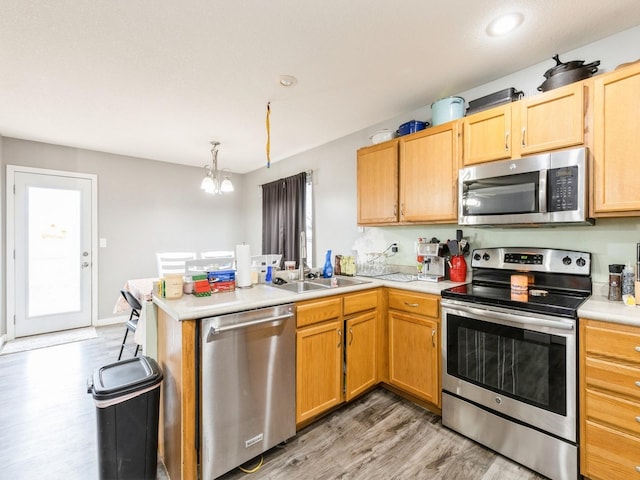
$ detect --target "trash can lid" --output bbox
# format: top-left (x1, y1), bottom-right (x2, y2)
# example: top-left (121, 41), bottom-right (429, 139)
top-left (89, 356), bottom-right (163, 401)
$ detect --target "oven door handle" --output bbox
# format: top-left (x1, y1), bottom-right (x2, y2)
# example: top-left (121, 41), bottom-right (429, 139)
top-left (446, 304), bottom-right (574, 331)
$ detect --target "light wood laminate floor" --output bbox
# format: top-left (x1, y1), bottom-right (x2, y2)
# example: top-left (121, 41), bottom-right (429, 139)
top-left (219, 394), bottom-right (547, 479)
top-left (0, 323), bottom-right (169, 480)
top-left (1, 324), bottom-right (546, 480)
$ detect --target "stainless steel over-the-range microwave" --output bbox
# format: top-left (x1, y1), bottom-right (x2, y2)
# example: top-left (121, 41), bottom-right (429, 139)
top-left (458, 147), bottom-right (593, 227)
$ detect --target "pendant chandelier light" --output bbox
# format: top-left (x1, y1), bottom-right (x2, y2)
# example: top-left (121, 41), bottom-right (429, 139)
top-left (200, 141), bottom-right (234, 195)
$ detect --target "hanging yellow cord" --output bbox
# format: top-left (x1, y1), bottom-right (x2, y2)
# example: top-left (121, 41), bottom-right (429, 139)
top-left (266, 102), bottom-right (271, 168)
top-left (238, 454), bottom-right (264, 474)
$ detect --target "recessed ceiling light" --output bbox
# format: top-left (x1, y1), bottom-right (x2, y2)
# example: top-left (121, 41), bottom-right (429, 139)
top-left (279, 75), bottom-right (298, 87)
top-left (486, 12), bottom-right (524, 36)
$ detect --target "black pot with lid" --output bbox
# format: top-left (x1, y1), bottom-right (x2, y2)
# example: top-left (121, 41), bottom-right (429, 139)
top-left (537, 54), bottom-right (600, 92)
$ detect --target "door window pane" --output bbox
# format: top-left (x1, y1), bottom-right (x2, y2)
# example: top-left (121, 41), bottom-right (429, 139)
top-left (28, 187), bottom-right (81, 317)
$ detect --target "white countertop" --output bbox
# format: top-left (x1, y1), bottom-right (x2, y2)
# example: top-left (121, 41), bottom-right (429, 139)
top-left (578, 293), bottom-right (640, 327)
top-left (153, 276), bottom-right (462, 321)
top-left (153, 276), bottom-right (640, 327)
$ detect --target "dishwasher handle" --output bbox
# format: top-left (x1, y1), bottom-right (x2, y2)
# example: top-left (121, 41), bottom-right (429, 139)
top-left (206, 312), bottom-right (294, 341)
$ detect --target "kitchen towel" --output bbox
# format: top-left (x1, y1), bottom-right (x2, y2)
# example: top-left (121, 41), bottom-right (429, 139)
top-left (235, 244), bottom-right (252, 288)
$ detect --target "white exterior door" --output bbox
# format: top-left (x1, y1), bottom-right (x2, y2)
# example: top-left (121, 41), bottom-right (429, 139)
top-left (8, 167), bottom-right (96, 337)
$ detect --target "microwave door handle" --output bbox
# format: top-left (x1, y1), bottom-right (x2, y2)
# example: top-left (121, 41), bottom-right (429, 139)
top-left (539, 169), bottom-right (548, 212)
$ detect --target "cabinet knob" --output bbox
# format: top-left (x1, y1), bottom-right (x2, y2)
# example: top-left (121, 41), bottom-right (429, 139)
top-left (404, 302), bottom-right (419, 308)
top-left (635, 416), bottom-right (640, 423)
top-left (431, 328), bottom-right (436, 347)
top-left (337, 328), bottom-right (342, 348)
top-left (349, 327), bottom-right (354, 346)
top-left (505, 131), bottom-right (509, 151)
top-left (635, 346), bottom-right (640, 352)
top-left (521, 127), bottom-right (526, 147)
top-left (636, 466), bottom-right (640, 473)
top-left (635, 381), bottom-right (640, 388)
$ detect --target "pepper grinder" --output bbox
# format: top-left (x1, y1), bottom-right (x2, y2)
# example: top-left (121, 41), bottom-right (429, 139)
top-left (608, 264), bottom-right (624, 301)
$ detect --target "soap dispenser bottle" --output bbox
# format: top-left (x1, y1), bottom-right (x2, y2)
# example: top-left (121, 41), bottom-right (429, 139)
top-left (622, 262), bottom-right (635, 296)
top-left (323, 250), bottom-right (333, 278)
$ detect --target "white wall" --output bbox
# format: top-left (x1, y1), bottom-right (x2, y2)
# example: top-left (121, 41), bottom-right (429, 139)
top-left (1, 138), bottom-right (246, 328)
top-left (2, 25), bottom-right (639, 335)
top-left (243, 25), bottom-right (640, 285)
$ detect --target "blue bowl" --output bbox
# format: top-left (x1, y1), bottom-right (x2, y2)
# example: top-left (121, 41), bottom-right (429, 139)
top-left (397, 120), bottom-right (428, 136)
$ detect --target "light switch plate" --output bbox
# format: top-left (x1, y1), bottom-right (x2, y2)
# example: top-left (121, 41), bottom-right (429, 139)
top-left (99, 238), bottom-right (107, 248)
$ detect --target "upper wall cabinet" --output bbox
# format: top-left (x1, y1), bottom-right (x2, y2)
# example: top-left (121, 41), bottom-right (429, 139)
top-left (357, 140), bottom-right (399, 224)
top-left (399, 121), bottom-right (460, 223)
top-left (592, 62), bottom-right (640, 216)
top-left (357, 121), bottom-right (461, 226)
top-left (463, 82), bottom-right (586, 165)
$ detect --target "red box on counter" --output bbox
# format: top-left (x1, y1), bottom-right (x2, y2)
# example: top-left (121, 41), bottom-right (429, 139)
top-left (212, 281), bottom-right (235, 293)
top-left (207, 270), bottom-right (236, 293)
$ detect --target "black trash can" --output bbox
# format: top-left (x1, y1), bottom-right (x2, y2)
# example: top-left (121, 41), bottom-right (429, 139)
top-left (88, 355), bottom-right (163, 480)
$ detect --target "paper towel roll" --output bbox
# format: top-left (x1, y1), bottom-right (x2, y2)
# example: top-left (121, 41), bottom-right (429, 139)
top-left (235, 244), bottom-right (252, 288)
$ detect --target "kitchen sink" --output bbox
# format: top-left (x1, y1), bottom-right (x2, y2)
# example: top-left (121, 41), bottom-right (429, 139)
top-left (270, 281), bottom-right (330, 293)
top-left (269, 276), bottom-right (370, 293)
top-left (307, 277), bottom-right (370, 287)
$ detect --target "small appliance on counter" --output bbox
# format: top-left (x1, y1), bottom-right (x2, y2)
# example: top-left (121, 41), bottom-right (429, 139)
top-left (416, 240), bottom-right (449, 282)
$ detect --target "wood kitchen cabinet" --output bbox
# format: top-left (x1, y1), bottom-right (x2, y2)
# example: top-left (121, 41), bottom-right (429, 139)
top-left (463, 82), bottom-right (586, 165)
top-left (344, 290), bottom-right (379, 401)
top-left (357, 140), bottom-right (399, 224)
top-left (357, 121), bottom-right (460, 225)
top-left (296, 290), bottom-right (380, 425)
top-left (579, 318), bottom-right (640, 480)
top-left (296, 297), bottom-right (343, 425)
top-left (387, 289), bottom-right (440, 406)
top-left (592, 61), bottom-right (640, 216)
top-left (399, 121), bottom-right (460, 223)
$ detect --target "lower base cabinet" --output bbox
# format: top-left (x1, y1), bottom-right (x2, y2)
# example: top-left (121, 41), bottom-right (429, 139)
top-left (580, 318), bottom-right (640, 480)
top-left (296, 318), bottom-right (343, 424)
top-left (345, 309), bottom-right (377, 400)
top-left (387, 289), bottom-right (440, 406)
top-left (296, 290), bottom-right (379, 426)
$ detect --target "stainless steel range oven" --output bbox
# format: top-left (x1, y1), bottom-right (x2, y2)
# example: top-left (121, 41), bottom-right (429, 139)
top-left (441, 247), bottom-right (591, 480)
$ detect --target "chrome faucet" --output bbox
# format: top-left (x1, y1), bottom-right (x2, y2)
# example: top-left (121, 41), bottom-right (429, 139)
top-left (298, 231), bottom-right (306, 281)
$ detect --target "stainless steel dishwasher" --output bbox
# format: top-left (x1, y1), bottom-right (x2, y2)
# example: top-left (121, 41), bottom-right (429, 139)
top-left (198, 303), bottom-right (296, 479)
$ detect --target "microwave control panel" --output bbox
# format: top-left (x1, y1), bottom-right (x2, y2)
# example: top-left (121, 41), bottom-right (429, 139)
top-left (548, 166), bottom-right (578, 212)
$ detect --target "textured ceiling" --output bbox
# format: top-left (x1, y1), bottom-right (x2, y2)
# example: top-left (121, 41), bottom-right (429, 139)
top-left (1, 0), bottom-right (640, 173)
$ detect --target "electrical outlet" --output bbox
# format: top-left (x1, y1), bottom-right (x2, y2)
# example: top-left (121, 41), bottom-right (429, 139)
top-left (391, 244), bottom-right (398, 253)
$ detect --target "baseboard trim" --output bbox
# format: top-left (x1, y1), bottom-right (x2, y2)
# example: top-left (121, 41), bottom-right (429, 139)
top-left (97, 315), bottom-right (128, 327)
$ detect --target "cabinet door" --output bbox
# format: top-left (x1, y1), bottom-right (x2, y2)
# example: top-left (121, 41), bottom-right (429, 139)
top-left (357, 140), bottom-right (399, 224)
top-left (463, 104), bottom-right (512, 165)
top-left (593, 63), bottom-right (640, 215)
top-left (345, 310), bottom-right (377, 401)
top-left (519, 82), bottom-right (585, 155)
top-left (296, 319), bottom-right (343, 424)
top-left (388, 310), bottom-right (439, 405)
top-left (399, 121), bottom-right (460, 222)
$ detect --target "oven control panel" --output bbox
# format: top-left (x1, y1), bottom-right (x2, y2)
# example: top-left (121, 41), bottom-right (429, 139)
top-left (471, 247), bottom-right (591, 275)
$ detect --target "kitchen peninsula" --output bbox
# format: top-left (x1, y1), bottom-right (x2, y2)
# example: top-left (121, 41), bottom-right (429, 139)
top-left (153, 278), bottom-right (640, 480)
top-left (153, 277), bottom-right (450, 480)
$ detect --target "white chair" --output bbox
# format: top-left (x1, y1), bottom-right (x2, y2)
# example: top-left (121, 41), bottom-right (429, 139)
top-left (199, 251), bottom-right (235, 270)
top-left (156, 252), bottom-right (196, 277)
top-left (201, 250), bottom-right (235, 259)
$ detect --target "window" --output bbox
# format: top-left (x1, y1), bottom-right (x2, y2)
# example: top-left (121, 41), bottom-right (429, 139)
top-left (261, 171), bottom-right (313, 268)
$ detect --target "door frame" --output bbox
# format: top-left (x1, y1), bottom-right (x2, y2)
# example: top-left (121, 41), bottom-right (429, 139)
top-left (5, 165), bottom-right (98, 340)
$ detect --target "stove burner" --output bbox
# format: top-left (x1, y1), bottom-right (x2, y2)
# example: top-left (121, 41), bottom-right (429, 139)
top-left (441, 247), bottom-right (592, 319)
